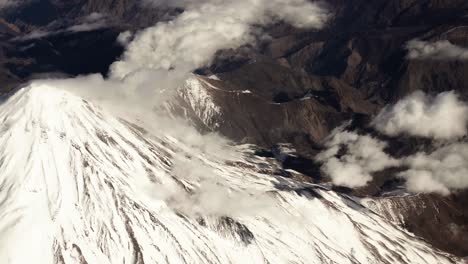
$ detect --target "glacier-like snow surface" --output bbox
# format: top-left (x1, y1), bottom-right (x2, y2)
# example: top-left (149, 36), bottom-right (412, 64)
top-left (0, 84), bottom-right (458, 264)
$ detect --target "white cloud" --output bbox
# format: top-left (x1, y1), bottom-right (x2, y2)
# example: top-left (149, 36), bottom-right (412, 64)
top-left (66, 12), bottom-right (108, 32)
top-left (110, 0), bottom-right (328, 79)
top-left (12, 13), bottom-right (109, 41)
top-left (317, 130), bottom-right (400, 188)
top-left (30, 0), bottom-right (328, 123)
top-left (27, 74), bottom-right (260, 217)
top-left (117, 31), bottom-right (133, 46)
top-left (317, 126), bottom-right (468, 195)
top-left (30, 71), bottom-right (188, 112)
top-left (406, 39), bottom-right (468, 60)
top-left (400, 143), bottom-right (468, 196)
top-left (65, 22), bottom-right (106, 33)
top-left (372, 91), bottom-right (468, 140)
top-left (10, 0), bottom-right (328, 116)
top-left (83, 12), bottom-right (106, 22)
top-left (318, 91), bottom-right (468, 194)
top-left (13, 30), bottom-right (52, 41)
top-left (164, 153), bottom-right (276, 217)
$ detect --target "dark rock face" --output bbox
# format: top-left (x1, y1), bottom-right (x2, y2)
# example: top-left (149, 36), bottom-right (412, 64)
top-left (1, 0), bottom-right (468, 258)
top-left (310, 0), bottom-right (468, 102)
top-left (0, 0), bottom-right (178, 29)
top-left (193, 65), bottom-right (376, 150)
top-left (4, 28), bottom-right (124, 78)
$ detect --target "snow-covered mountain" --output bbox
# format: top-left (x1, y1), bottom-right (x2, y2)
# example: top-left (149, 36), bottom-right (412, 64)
top-left (0, 83), bottom-right (459, 263)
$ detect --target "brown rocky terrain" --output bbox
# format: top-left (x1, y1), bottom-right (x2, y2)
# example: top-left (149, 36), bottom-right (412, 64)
top-left (364, 191), bottom-right (468, 257)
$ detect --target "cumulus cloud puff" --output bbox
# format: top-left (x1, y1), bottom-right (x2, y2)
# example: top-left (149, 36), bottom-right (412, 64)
top-left (372, 91), bottom-right (468, 140)
top-left (111, 0), bottom-right (329, 79)
top-left (117, 31), bottom-right (133, 46)
top-left (318, 91), bottom-right (468, 195)
top-left (400, 143), bottom-right (468, 196)
top-left (406, 39), bottom-right (468, 60)
top-left (317, 130), bottom-right (400, 188)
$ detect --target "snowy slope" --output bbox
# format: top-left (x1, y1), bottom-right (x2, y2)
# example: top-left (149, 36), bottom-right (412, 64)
top-left (0, 84), bottom-right (459, 264)
top-left (179, 77), bottom-right (222, 129)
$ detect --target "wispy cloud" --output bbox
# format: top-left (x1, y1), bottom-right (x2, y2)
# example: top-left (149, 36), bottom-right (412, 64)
top-left (111, 0), bottom-right (329, 79)
top-left (13, 12), bottom-right (109, 41)
top-left (406, 39), bottom-right (468, 60)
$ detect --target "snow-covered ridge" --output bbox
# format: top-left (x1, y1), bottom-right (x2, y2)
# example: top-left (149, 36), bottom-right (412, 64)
top-left (178, 76), bottom-right (260, 130)
top-left (0, 84), bottom-right (459, 264)
top-left (180, 77), bottom-right (222, 129)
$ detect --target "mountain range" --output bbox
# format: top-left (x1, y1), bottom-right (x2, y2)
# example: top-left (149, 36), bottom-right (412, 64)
top-left (0, 0), bottom-right (468, 262)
